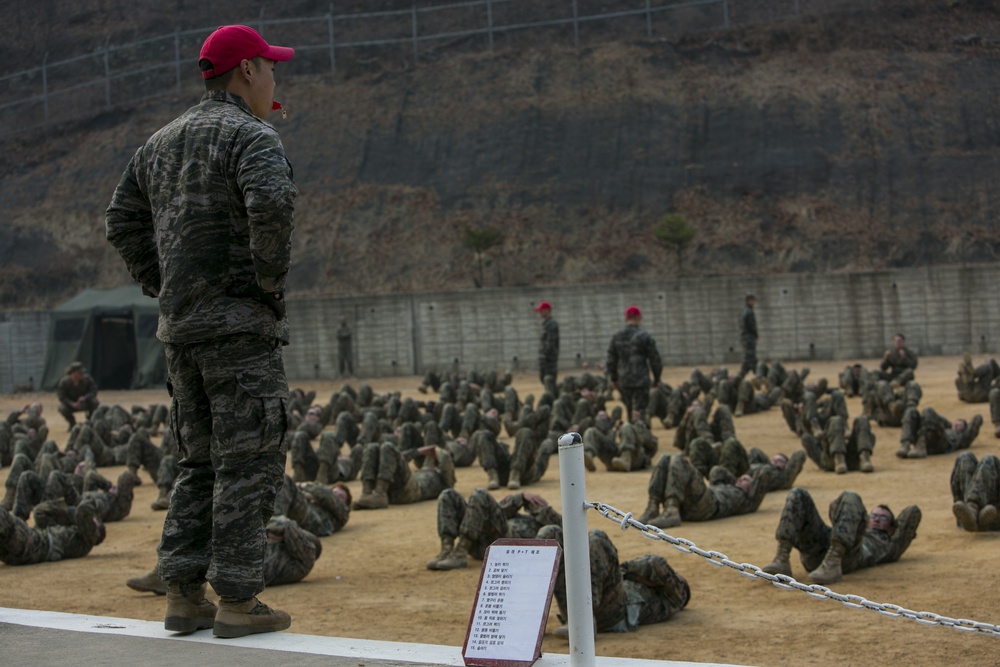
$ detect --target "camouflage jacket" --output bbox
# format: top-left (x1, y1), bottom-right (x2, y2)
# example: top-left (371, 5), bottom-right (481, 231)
top-left (606, 325), bottom-right (662, 388)
top-left (538, 317), bottom-right (559, 363)
top-left (106, 90), bottom-right (296, 344)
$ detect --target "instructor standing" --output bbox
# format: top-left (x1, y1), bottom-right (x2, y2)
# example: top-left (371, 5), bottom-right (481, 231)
top-left (607, 306), bottom-right (662, 424)
top-left (106, 25), bottom-right (297, 639)
top-left (535, 300), bottom-right (559, 384)
top-left (739, 293), bottom-right (758, 379)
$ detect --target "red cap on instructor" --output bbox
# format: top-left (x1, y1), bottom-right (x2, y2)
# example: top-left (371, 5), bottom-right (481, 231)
top-left (625, 306), bottom-right (642, 319)
top-left (199, 25), bottom-right (295, 79)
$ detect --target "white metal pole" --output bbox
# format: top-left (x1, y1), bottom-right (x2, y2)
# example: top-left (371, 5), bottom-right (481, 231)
top-left (557, 432), bottom-right (596, 667)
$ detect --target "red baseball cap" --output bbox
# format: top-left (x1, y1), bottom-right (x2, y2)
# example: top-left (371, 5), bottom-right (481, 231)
top-left (199, 25), bottom-right (295, 80)
top-left (534, 301), bottom-right (552, 312)
top-left (625, 305), bottom-right (642, 319)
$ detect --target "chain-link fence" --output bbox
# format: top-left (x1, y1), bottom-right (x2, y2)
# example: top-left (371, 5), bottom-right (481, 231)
top-left (0, 0), bottom-right (890, 137)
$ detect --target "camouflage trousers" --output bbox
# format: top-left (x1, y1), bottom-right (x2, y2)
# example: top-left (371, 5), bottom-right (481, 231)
top-left (773, 488), bottom-right (869, 573)
top-left (436, 488), bottom-right (508, 560)
top-left (0, 502), bottom-right (102, 565)
top-left (951, 453), bottom-right (1000, 531)
top-left (621, 553), bottom-right (690, 628)
top-left (686, 436), bottom-right (750, 480)
top-left (648, 454), bottom-right (716, 521)
top-left (618, 385), bottom-right (650, 423)
top-left (160, 334), bottom-right (288, 599)
top-left (801, 415), bottom-right (875, 471)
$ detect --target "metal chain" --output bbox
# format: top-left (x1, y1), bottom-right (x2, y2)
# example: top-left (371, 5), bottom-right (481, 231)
top-left (586, 500), bottom-right (1000, 638)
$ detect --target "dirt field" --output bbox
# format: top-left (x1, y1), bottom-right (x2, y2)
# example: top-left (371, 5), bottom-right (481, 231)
top-left (1, 355), bottom-right (998, 666)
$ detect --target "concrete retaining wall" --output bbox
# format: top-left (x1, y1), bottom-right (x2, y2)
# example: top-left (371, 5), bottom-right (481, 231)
top-left (2, 264), bottom-right (997, 392)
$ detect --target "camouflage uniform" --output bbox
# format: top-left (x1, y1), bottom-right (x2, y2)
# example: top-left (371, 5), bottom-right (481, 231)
top-left (0, 501), bottom-right (105, 565)
top-left (541, 526), bottom-right (689, 633)
top-left (646, 455), bottom-right (774, 522)
top-left (865, 380), bottom-right (921, 427)
top-left (899, 407), bottom-right (982, 455)
top-left (955, 357), bottom-right (1000, 404)
top-left (336, 321), bottom-right (354, 376)
top-left (950, 453), bottom-right (1000, 531)
top-left (878, 346), bottom-right (919, 384)
top-left (358, 442), bottom-right (455, 505)
top-left (263, 515), bottom-right (323, 586)
top-left (106, 88), bottom-right (296, 600)
top-left (474, 428), bottom-right (551, 488)
top-left (295, 482), bottom-right (351, 537)
top-left (773, 488), bottom-right (919, 574)
top-left (289, 415), bottom-right (327, 481)
top-left (838, 364), bottom-right (870, 399)
top-left (606, 324), bottom-right (662, 422)
top-left (801, 415), bottom-right (875, 472)
top-left (56, 371), bottom-right (100, 428)
top-left (538, 315), bottom-right (560, 384)
top-left (685, 436), bottom-right (750, 480)
top-left (435, 489), bottom-right (562, 560)
top-left (739, 302), bottom-right (758, 378)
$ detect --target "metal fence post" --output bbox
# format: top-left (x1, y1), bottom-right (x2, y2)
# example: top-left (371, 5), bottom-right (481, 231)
top-left (411, 3), bottom-right (419, 65)
top-left (723, 0), bottom-right (730, 29)
top-left (645, 0), bottom-right (653, 38)
top-left (104, 44), bottom-right (111, 108)
top-left (486, 0), bottom-right (494, 51)
top-left (329, 4), bottom-right (337, 74)
top-left (557, 432), bottom-right (596, 667)
top-left (174, 29), bottom-right (181, 93)
top-left (572, 0), bottom-right (580, 47)
top-left (42, 52), bottom-right (49, 121)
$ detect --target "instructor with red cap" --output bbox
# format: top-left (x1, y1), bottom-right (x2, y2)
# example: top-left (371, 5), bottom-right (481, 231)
top-left (606, 305), bottom-right (662, 424)
top-left (106, 25), bottom-right (297, 639)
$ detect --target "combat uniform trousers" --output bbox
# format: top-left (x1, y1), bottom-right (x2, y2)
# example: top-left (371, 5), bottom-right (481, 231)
top-left (950, 453), bottom-right (1000, 531)
top-left (436, 488), bottom-right (507, 560)
top-left (159, 334), bottom-right (288, 600)
top-left (290, 430), bottom-right (319, 481)
top-left (685, 436), bottom-right (749, 480)
top-left (663, 456), bottom-right (717, 522)
top-left (619, 385), bottom-right (650, 424)
top-left (584, 425), bottom-right (618, 471)
top-left (773, 488), bottom-right (869, 574)
top-left (621, 554), bottom-right (690, 628)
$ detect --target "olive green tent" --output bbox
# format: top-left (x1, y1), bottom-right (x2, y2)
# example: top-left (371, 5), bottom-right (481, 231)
top-left (41, 285), bottom-right (166, 391)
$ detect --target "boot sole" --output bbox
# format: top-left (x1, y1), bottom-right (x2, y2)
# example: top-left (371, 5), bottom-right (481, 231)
top-left (213, 618), bottom-right (291, 639)
top-left (165, 616), bottom-right (215, 633)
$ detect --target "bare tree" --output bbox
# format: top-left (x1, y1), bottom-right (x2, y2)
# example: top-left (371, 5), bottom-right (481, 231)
top-left (462, 226), bottom-right (505, 288)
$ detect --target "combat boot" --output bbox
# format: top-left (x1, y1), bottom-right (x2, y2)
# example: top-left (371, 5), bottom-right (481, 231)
top-left (292, 462), bottom-right (308, 483)
top-left (485, 468), bottom-right (501, 491)
top-left (859, 450), bottom-right (874, 473)
top-left (165, 582), bottom-right (217, 633)
top-left (953, 500), bottom-right (980, 532)
top-left (611, 449), bottom-right (633, 472)
top-left (895, 441), bottom-right (911, 458)
top-left (426, 536), bottom-right (455, 570)
top-left (833, 453), bottom-right (848, 474)
top-left (213, 597), bottom-right (291, 639)
top-left (979, 504), bottom-right (998, 530)
top-left (908, 438), bottom-right (928, 459)
top-left (352, 479), bottom-right (389, 509)
top-left (127, 568), bottom-right (167, 595)
top-left (762, 539), bottom-right (793, 577)
top-left (649, 498), bottom-right (681, 529)
top-left (583, 450), bottom-right (596, 472)
top-left (808, 540), bottom-right (846, 585)
top-left (316, 461), bottom-right (333, 485)
top-left (127, 465), bottom-right (143, 485)
top-left (436, 536), bottom-right (472, 570)
top-left (0, 485), bottom-right (14, 511)
top-left (508, 468), bottom-right (522, 490)
top-left (734, 399), bottom-right (745, 418)
top-left (151, 486), bottom-right (171, 511)
top-left (637, 497), bottom-right (660, 524)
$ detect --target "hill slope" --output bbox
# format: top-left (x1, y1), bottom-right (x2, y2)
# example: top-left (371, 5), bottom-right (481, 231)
top-left (0, 0), bottom-right (998, 308)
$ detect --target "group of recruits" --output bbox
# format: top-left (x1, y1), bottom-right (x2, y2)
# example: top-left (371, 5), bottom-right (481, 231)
top-left (3, 305), bottom-right (999, 639)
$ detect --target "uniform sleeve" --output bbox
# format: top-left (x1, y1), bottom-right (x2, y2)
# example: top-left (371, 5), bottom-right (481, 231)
top-left (645, 335), bottom-right (663, 384)
top-left (606, 335), bottom-right (619, 383)
top-left (105, 150), bottom-right (161, 297)
top-left (235, 126), bottom-right (296, 292)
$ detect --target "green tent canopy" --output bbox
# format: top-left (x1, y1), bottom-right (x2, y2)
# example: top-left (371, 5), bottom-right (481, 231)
top-left (41, 285), bottom-right (166, 391)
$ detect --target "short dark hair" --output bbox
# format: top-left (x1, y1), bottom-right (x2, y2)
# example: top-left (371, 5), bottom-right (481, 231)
top-left (895, 333), bottom-right (906, 341)
top-left (874, 504), bottom-right (896, 528)
top-left (201, 56), bottom-right (260, 90)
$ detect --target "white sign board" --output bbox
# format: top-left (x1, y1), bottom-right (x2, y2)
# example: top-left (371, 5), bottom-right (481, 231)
top-left (461, 538), bottom-right (562, 667)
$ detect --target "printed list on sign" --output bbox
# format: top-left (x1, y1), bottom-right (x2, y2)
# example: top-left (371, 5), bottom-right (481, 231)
top-left (462, 538), bottom-right (561, 667)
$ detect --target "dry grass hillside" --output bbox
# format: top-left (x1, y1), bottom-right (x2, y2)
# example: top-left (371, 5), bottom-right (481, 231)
top-left (0, 1), bottom-right (998, 309)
